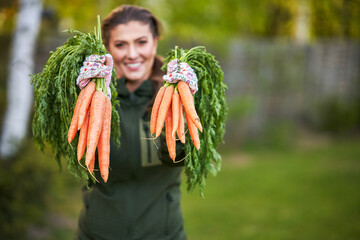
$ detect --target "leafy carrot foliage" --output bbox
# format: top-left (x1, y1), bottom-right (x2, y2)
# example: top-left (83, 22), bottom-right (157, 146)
top-left (31, 20), bottom-right (120, 183)
top-left (162, 46), bottom-right (228, 196)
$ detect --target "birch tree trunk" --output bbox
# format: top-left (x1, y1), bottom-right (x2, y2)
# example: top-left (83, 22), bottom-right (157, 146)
top-left (0, 0), bottom-right (42, 158)
top-left (295, 0), bottom-right (310, 44)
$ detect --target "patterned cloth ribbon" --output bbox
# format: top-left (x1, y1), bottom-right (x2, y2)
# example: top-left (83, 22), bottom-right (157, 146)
top-left (76, 54), bottom-right (113, 99)
top-left (163, 59), bottom-right (198, 94)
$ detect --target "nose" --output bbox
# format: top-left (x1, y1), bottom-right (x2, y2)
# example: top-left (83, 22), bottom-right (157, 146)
top-left (127, 44), bottom-right (139, 59)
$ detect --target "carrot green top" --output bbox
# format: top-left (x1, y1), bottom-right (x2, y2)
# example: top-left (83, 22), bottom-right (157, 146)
top-left (161, 46), bottom-right (228, 197)
top-left (31, 18), bottom-right (120, 184)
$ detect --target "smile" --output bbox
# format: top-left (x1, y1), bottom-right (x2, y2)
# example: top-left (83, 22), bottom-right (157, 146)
top-left (125, 62), bottom-right (142, 69)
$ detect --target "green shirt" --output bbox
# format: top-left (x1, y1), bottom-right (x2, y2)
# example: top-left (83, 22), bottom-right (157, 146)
top-left (77, 78), bottom-right (186, 240)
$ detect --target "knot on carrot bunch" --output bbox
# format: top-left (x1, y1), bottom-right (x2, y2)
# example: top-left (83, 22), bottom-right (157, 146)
top-left (76, 54), bottom-right (113, 99)
top-left (163, 59), bottom-right (198, 94)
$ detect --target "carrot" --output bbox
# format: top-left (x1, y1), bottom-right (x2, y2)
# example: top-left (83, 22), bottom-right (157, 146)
top-left (77, 108), bottom-right (90, 161)
top-left (97, 97), bottom-right (111, 183)
top-left (165, 104), bottom-right (176, 161)
top-left (88, 154), bottom-right (95, 174)
top-left (177, 99), bottom-right (186, 144)
top-left (150, 86), bottom-right (166, 135)
top-left (172, 89), bottom-right (180, 140)
top-left (77, 81), bottom-right (96, 130)
top-left (68, 89), bottom-right (85, 143)
top-left (155, 84), bottom-right (174, 137)
top-left (177, 81), bottom-right (203, 132)
top-left (85, 91), bottom-right (106, 168)
top-left (185, 111), bottom-right (200, 151)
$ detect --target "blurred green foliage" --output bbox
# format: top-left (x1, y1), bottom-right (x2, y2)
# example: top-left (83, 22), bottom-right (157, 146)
top-left (311, 0), bottom-right (360, 39)
top-left (310, 97), bottom-right (360, 134)
top-left (0, 1), bottom-right (17, 34)
top-left (0, 0), bottom-right (359, 61)
top-left (2, 0), bottom-right (360, 41)
top-left (227, 96), bottom-right (255, 119)
top-left (0, 140), bottom-right (64, 239)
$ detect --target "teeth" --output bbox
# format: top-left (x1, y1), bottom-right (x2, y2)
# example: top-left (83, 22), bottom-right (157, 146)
top-left (126, 63), bottom-right (141, 68)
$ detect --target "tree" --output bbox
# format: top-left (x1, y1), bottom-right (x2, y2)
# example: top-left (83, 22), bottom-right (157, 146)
top-left (311, 0), bottom-right (360, 40)
top-left (0, 0), bottom-right (43, 158)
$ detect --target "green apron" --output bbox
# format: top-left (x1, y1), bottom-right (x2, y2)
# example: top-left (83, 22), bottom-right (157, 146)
top-left (76, 78), bottom-right (186, 240)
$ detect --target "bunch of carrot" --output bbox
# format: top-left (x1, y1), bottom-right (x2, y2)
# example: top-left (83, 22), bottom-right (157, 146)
top-left (158, 46), bottom-right (227, 196)
top-left (67, 78), bottom-right (111, 183)
top-left (150, 81), bottom-right (202, 161)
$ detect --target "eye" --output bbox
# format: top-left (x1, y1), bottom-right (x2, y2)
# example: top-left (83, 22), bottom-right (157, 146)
top-left (115, 42), bottom-right (125, 48)
top-left (138, 40), bottom-right (148, 45)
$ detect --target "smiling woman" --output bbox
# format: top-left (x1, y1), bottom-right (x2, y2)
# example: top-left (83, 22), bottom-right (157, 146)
top-left (107, 21), bottom-right (158, 91)
top-left (102, 5), bottom-right (162, 92)
top-left (75, 5), bottom-right (187, 240)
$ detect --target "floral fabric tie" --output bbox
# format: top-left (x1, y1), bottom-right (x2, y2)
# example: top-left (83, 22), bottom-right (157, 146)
top-left (163, 59), bottom-right (198, 94)
top-left (76, 54), bottom-right (113, 99)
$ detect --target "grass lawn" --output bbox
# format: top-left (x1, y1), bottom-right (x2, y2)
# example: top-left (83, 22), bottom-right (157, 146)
top-left (181, 136), bottom-right (360, 240)
top-left (33, 135), bottom-right (360, 240)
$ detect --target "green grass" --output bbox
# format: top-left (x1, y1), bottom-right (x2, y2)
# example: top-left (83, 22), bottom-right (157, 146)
top-left (181, 137), bottom-right (360, 240)
top-left (25, 136), bottom-right (360, 240)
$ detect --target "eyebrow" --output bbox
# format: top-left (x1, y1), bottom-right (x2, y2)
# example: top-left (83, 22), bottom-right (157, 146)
top-left (114, 36), bottom-right (149, 42)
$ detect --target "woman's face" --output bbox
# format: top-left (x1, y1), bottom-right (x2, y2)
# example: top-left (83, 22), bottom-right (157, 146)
top-left (107, 21), bottom-right (158, 82)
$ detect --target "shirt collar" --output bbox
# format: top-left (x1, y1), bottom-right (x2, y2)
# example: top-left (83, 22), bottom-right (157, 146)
top-left (117, 77), bottom-right (154, 99)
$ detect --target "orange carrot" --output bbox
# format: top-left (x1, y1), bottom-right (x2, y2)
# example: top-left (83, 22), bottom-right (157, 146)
top-left (97, 97), bottom-right (112, 183)
top-left (78, 81), bottom-right (96, 130)
top-left (177, 99), bottom-right (185, 144)
top-left (155, 85), bottom-right (174, 137)
top-left (165, 104), bottom-right (176, 161)
top-left (88, 154), bottom-right (95, 174)
top-left (68, 89), bottom-right (85, 143)
top-left (85, 91), bottom-right (106, 168)
top-left (150, 86), bottom-right (166, 135)
top-left (77, 108), bottom-right (90, 161)
top-left (185, 111), bottom-right (200, 151)
top-left (172, 89), bottom-right (180, 140)
top-left (177, 81), bottom-right (203, 132)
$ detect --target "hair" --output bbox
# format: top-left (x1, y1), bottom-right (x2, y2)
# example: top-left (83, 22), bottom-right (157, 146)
top-left (102, 5), bottom-right (163, 48)
top-left (102, 5), bottom-right (165, 112)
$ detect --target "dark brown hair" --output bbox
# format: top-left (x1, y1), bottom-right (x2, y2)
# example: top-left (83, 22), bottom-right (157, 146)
top-left (102, 5), bottom-right (165, 111)
top-left (102, 5), bottom-right (163, 48)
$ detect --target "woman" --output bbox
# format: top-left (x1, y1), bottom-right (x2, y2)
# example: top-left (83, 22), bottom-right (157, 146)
top-left (76, 5), bottom-right (187, 240)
